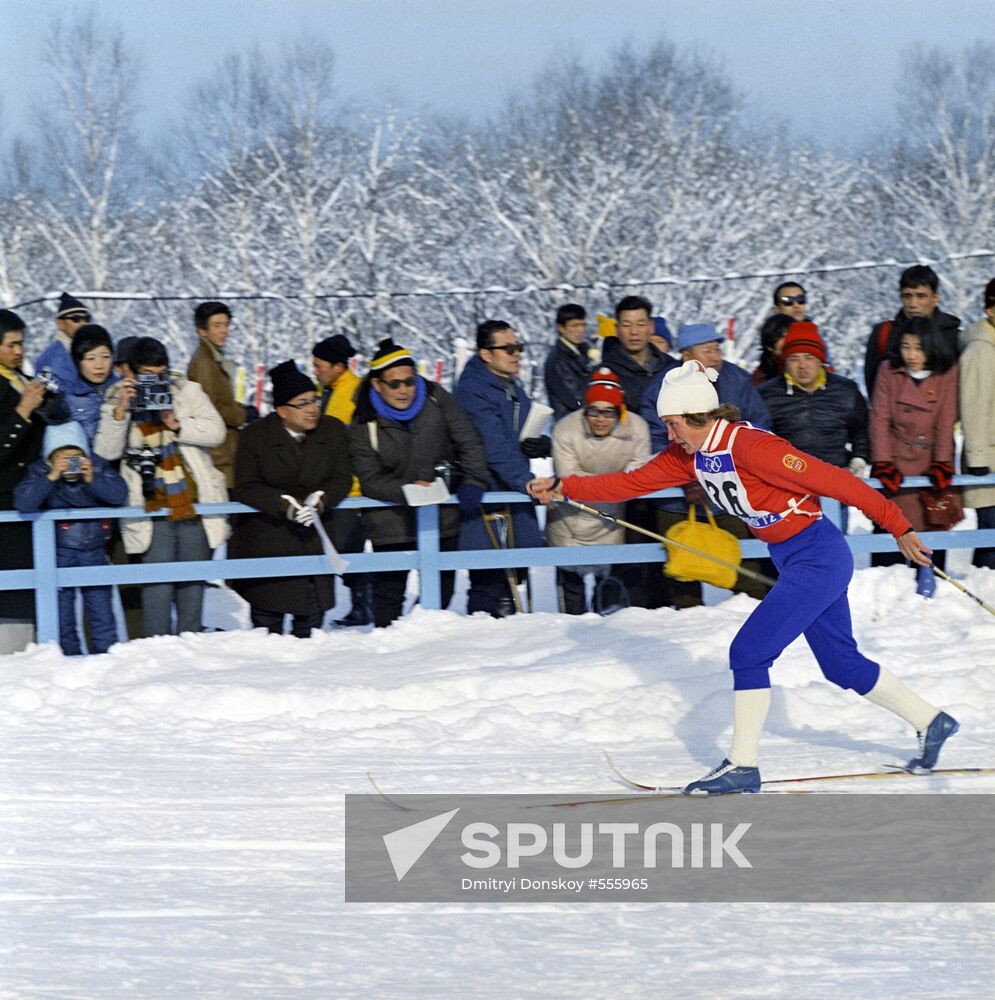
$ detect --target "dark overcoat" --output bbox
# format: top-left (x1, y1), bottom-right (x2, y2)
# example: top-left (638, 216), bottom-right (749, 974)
top-left (229, 412), bottom-right (352, 614)
top-left (348, 379), bottom-right (489, 547)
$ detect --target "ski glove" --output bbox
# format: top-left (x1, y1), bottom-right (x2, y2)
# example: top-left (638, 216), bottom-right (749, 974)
top-left (927, 461), bottom-right (953, 492)
top-left (520, 435), bottom-right (551, 459)
top-left (871, 461), bottom-right (903, 497)
top-left (847, 456), bottom-right (869, 477)
top-left (242, 404), bottom-right (260, 425)
top-left (456, 483), bottom-right (484, 514)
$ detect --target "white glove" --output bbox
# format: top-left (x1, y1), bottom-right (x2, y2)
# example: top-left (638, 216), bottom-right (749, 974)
top-left (847, 457), bottom-right (869, 478)
top-left (294, 505), bottom-right (317, 527)
top-left (304, 490), bottom-right (326, 513)
top-left (281, 494), bottom-right (315, 526)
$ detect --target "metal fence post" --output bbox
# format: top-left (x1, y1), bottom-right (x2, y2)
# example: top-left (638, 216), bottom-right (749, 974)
top-left (30, 518), bottom-right (60, 644)
top-left (416, 504), bottom-right (442, 610)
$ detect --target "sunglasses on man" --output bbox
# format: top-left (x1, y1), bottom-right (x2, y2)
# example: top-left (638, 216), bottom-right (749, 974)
top-left (377, 376), bottom-right (417, 390)
top-left (584, 405), bottom-right (619, 419)
top-left (776, 295), bottom-right (806, 306)
top-left (487, 343), bottom-right (525, 355)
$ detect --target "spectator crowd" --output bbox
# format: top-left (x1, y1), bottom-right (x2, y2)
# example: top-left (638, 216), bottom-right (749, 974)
top-left (2, 266), bottom-right (994, 654)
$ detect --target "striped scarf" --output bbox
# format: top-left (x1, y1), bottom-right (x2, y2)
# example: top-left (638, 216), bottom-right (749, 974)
top-left (135, 418), bottom-right (198, 521)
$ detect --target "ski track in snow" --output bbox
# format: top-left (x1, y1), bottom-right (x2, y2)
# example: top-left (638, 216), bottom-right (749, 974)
top-left (1, 565), bottom-right (993, 999)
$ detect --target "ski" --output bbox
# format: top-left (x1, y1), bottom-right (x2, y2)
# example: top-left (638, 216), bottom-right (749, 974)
top-left (603, 749), bottom-right (995, 793)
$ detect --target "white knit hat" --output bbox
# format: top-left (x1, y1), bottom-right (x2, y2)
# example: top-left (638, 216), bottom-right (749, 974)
top-left (656, 361), bottom-right (719, 417)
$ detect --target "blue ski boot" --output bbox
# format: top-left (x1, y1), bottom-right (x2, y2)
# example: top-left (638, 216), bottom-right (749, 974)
top-left (683, 759), bottom-right (761, 795)
top-left (905, 711), bottom-right (959, 772)
top-left (916, 565), bottom-right (936, 598)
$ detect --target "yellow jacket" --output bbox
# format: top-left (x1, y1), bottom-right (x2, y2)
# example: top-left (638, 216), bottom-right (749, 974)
top-left (323, 368), bottom-right (361, 495)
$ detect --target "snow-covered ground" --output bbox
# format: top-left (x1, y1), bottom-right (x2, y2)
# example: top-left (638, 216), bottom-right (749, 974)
top-left (2, 563), bottom-right (994, 999)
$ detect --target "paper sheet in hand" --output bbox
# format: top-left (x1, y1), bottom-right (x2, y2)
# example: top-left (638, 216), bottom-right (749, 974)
top-left (401, 478), bottom-right (452, 507)
top-left (518, 402), bottom-right (553, 441)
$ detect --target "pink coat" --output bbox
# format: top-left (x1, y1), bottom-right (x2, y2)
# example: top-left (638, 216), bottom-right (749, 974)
top-left (869, 363), bottom-right (958, 531)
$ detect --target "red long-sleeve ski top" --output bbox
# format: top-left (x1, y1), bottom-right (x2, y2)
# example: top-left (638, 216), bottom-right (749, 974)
top-left (559, 419), bottom-right (911, 544)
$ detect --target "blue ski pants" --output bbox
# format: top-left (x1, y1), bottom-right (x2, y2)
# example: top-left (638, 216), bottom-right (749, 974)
top-left (729, 517), bottom-right (880, 694)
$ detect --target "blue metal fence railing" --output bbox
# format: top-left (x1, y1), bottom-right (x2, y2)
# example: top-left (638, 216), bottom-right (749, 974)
top-left (2, 475), bottom-right (994, 645)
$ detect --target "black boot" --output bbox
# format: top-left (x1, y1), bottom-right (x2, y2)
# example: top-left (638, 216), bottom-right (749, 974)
top-left (333, 584), bottom-right (373, 627)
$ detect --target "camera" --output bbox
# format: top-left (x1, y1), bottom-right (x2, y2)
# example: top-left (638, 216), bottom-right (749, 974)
top-left (35, 369), bottom-right (60, 394)
top-left (133, 373), bottom-right (173, 411)
top-left (63, 455), bottom-right (84, 482)
top-left (124, 445), bottom-right (161, 497)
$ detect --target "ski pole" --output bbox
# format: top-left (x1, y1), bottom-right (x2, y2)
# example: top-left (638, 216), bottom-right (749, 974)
top-left (556, 497), bottom-right (776, 588)
top-left (932, 565), bottom-right (995, 617)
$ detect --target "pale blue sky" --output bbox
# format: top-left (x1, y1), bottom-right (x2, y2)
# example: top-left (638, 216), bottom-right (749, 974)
top-left (0, 0), bottom-right (990, 151)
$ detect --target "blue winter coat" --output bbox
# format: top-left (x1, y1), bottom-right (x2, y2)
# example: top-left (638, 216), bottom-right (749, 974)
top-left (33, 339), bottom-right (76, 392)
top-left (454, 355), bottom-right (536, 493)
top-left (639, 361), bottom-right (771, 452)
top-left (543, 338), bottom-right (593, 421)
top-left (13, 455), bottom-right (128, 551)
top-left (50, 368), bottom-right (120, 444)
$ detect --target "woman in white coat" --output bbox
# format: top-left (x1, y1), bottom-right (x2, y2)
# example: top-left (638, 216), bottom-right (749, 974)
top-left (95, 337), bottom-right (229, 636)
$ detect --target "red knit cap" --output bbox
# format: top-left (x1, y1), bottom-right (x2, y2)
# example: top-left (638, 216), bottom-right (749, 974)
top-left (584, 366), bottom-right (625, 414)
top-left (781, 321), bottom-right (827, 363)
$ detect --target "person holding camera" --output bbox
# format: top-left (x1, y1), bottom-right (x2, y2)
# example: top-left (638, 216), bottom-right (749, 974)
top-left (94, 336), bottom-right (229, 637)
top-left (14, 421), bottom-right (127, 655)
top-left (348, 338), bottom-right (490, 628)
top-left (1, 309), bottom-right (53, 652)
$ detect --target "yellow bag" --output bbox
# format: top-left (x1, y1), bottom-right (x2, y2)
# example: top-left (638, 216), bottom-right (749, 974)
top-left (663, 506), bottom-right (742, 590)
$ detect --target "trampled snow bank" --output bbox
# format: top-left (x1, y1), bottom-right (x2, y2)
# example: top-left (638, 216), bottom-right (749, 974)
top-left (2, 565), bottom-right (993, 999)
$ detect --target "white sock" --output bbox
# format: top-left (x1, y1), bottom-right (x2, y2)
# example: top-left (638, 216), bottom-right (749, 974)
top-left (863, 668), bottom-right (939, 732)
top-left (727, 688), bottom-right (771, 767)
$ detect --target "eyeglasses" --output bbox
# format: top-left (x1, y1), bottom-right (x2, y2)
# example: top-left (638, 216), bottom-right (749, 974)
top-left (283, 398), bottom-right (320, 410)
top-left (776, 295), bottom-right (806, 306)
top-left (378, 376), bottom-right (417, 390)
top-left (64, 313), bottom-right (91, 323)
top-left (488, 343), bottom-right (525, 355)
top-left (584, 406), bottom-right (619, 419)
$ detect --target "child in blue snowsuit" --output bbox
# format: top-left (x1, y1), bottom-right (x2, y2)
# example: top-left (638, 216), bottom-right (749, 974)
top-left (14, 421), bottom-right (127, 655)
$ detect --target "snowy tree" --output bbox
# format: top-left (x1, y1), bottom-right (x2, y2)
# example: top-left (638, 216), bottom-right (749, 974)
top-left (30, 8), bottom-right (142, 293)
top-left (873, 43), bottom-right (995, 323)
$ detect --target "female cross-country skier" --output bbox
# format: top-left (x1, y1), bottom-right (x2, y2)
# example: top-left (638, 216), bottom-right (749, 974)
top-left (527, 361), bottom-right (959, 795)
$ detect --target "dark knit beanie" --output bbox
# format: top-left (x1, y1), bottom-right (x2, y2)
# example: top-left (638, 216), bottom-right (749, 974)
top-left (71, 324), bottom-right (113, 367)
top-left (56, 292), bottom-right (89, 319)
top-left (781, 322), bottom-right (827, 363)
top-left (269, 360), bottom-right (316, 407)
top-left (313, 334), bottom-right (357, 365)
top-left (369, 337), bottom-right (415, 373)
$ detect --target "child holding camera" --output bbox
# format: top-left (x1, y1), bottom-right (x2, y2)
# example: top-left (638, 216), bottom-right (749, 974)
top-left (14, 421), bottom-right (127, 655)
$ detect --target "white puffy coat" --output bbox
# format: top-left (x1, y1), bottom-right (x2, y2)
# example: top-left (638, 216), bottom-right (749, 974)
top-left (94, 374), bottom-right (231, 553)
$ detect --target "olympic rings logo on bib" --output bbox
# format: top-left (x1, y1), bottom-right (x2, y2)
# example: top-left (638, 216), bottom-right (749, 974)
top-left (782, 453), bottom-right (807, 473)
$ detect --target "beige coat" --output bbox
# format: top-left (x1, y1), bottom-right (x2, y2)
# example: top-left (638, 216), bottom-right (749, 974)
top-left (960, 316), bottom-right (995, 509)
top-left (94, 374), bottom-right (230, 553)
top-left (187, 339), bottom-right (248, 487)
top-left (546, 409), bottom-right (652, 548)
